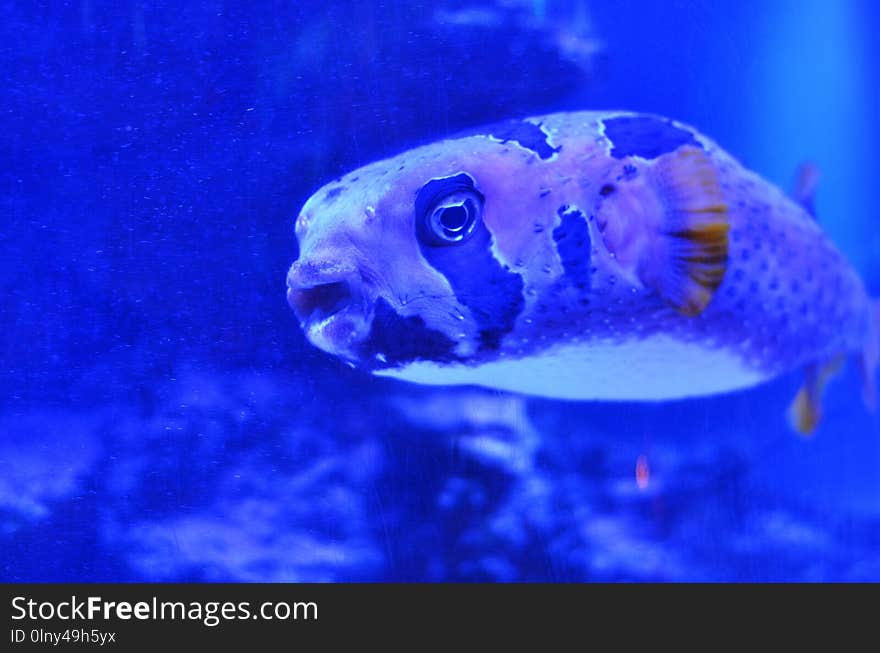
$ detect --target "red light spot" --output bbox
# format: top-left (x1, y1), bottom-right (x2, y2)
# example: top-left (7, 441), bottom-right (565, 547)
top-left (636, 454), bottom-right (650, 490)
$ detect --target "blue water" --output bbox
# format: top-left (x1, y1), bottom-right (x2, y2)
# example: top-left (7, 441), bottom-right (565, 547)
top-left (3, 0), bottom-right (880, 581)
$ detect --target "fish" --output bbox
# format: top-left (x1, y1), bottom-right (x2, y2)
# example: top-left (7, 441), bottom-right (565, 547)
top-left (285, 111), bottom-right (878, 433)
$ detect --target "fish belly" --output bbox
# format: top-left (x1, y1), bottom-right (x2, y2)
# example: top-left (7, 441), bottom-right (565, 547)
top-left (375, 334), bottom-right (772, 400)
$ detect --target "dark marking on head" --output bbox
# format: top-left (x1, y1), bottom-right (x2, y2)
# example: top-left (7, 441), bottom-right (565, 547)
top-left (453, 119), bottom-right (560, 160)
top-left (419, 221), bottom-right (524, 350)
top-left (361, 298), bottom-right (458, 368)
top-left (602, 116), bottom-right (701, 160)
top-left (553, 206), bottom-right (592, 290)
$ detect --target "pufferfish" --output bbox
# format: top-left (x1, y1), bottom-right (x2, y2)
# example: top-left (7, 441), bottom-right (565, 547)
top-left (285, 111), bottom-right (878, 433)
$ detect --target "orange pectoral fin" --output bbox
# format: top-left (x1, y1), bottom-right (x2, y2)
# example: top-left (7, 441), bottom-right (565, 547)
top-left (640, 146), bottom-right (730, 317)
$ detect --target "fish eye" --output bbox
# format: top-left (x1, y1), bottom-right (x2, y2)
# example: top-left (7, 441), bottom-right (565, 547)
top-left (428, 194), bottom-right (481, 243)
top-left (415, 173), bottom-right (484, 247)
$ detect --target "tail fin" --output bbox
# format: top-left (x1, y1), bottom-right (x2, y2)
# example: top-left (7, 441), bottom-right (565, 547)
top-left (857, 299), bottom-right (880, 411)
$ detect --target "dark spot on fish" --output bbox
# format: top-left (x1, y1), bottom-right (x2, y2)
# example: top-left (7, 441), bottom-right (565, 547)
top-left (602, 115), bottom-right (702, 160)
top-left (553, 206), bottom-right (592, 290)
top-left (479, 329), bottom-right (504, 350)
top-left (419, 221), bottom-right (524, 351)
top-left (361, 298), bottom-right (458, 367)
top-left (599, 184), bottom-right (616, 197)
top-left (324, 186), bottom-right (345, 201)
top-left (539, 189), bottom-right (552, 198)
top-left (454, 119), bottom-right (560, 160)
top-left (622, 164), bottom-right (638, 180)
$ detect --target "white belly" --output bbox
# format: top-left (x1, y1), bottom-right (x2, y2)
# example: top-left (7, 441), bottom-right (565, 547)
top-left (375, 335), bottom-right (771, 400)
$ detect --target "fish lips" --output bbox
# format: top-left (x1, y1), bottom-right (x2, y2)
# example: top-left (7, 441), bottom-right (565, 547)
top-left (286, 276), bottom-right (375, 361)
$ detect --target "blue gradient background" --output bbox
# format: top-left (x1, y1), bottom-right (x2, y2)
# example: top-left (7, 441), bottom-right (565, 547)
top-left (2, 0), bottom-right (879, 581)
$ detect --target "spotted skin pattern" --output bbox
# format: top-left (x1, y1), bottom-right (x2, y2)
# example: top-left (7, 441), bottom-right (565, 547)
top-left (286, 111), bottom-right (873, 405)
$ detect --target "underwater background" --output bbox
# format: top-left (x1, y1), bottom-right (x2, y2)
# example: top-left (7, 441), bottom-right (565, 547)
top-left (3, 0), bottom-right (880, 581)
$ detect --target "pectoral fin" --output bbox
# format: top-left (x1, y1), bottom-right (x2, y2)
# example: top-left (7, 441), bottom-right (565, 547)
top-left (643, 146), bottom-right (731, 316)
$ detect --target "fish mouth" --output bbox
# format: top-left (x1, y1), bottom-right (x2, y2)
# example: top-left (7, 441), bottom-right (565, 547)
top-left (288, 280), bottom-right (352, 326)
top-left (286, 277), bottom-right (373, 357)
